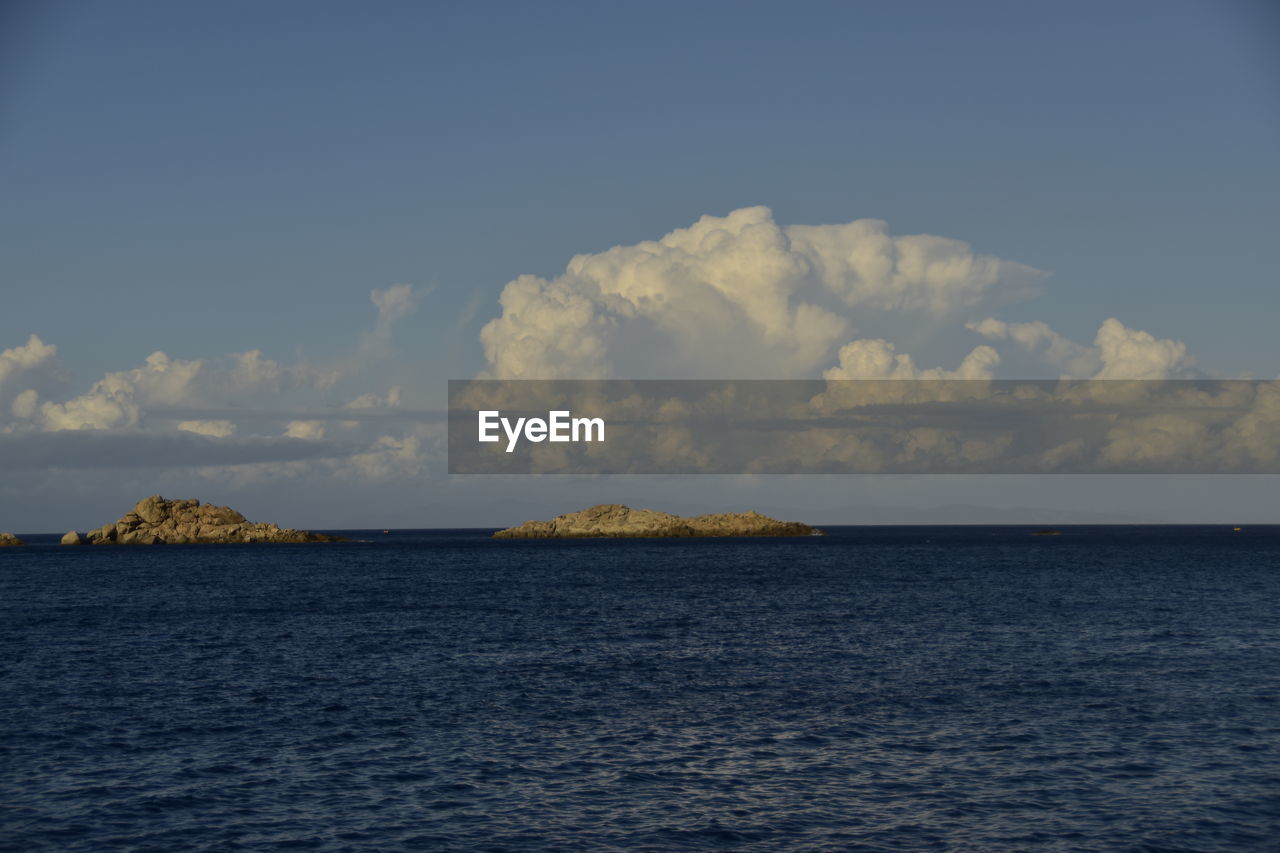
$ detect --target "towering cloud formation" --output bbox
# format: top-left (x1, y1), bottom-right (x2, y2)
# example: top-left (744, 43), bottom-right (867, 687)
top-left (480, 206), bottom-right (1043, 380)
top-left (479, 207), bottom-right (1210, 384)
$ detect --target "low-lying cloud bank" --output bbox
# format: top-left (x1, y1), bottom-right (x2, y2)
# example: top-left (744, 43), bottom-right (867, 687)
top-left (0, 286), bottom-right (440, 492)
top-left (448, 379), bottom-right (1280, 475)
top-left (0, 431), bottom-right (355, 471)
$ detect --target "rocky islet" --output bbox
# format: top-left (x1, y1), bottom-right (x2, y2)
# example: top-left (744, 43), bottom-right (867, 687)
top-left (60, 496), bottom-right (344, 545)
top-left (494, 503), bottom-right (820, 539)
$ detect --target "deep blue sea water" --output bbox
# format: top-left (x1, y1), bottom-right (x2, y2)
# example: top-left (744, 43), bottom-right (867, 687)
top-left (2, 526), bottom-right (1278, 852)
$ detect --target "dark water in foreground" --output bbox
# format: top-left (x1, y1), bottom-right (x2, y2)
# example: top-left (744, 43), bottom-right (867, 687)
top-left (2, 526), bottom-right (1278, 852)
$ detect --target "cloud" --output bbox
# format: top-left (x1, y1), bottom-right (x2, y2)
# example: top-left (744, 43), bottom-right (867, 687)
top-left (1098, 413), bottom-right (1214, 468)
top-left (967, 318), bottom-right (1100, 377)
top-left (449, 378), bottom-right (1280, 475)
top-left (1092, 317), bottom-right (1196, 379)
top-left (147, 404), bottom-right (443, 426)
top-left (227, 350), bottom-right (340, 396)
top-left (475, 207), bottom-right (1208, 385)
top-left (0, 430), bottom-right (353, 471)
top-left (0, 281), bottom-right (435, 492)
top-left (0, 205), bottom-right (1214, 513)
top-left (35, 351), bottom-right (201, 431)
top-left (0, 334), bottom-right (56, 385)
top-left (10, 297), bottom-right (403, 435)
top-left (0, 334), bottom-right (63, 410)
top-left (345, 386), bottom-right (402, 409)
top-left (371, 284), bottom-right (417, 328)
top-left (479, 206), bottom-right (1042, 380)
top-left (786, 219), bottom-right (1041, 314)
top-left (347, 434), bottom-right (430, 482)
top-left (284, 420), bottom-right (326, 440)
top-left (970, 316), bottom-right (1196, 379)
top-left (362, 284), bottom-right (419, 360)
top-left (10, 389), bottom-right (39, 420)
top-left (823, 339), bottom-right (1000, 380)
top-left (177, 419), bottom-right (235, 438)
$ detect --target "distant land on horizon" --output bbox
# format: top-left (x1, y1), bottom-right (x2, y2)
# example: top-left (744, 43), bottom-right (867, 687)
top-left (17, 499), bottom-right (1279, 538)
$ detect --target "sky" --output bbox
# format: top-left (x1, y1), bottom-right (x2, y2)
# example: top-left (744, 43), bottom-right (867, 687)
top-left (2, 0), bottom-right (1278, 530)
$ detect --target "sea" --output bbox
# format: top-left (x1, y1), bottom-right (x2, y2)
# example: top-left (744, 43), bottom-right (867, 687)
top-left (2, 526), bottom-right (1278, 852)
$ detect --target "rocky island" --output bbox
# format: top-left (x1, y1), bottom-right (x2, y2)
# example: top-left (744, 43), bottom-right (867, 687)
top-left (63, 496), bottom-right (345, 545)
top-left (0, 532), bottom-right (24, 547)
top-left (494, 504), bottom-right (820, 539)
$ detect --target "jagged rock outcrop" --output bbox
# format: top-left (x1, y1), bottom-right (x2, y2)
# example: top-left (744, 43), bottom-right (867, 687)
top-left (60, 531), bottom-right (83, 546)
top-left (0, 532), bottom-right (24, 547)
top-left (83, 496), bottom-right (345, 545)
top-left (494, 504), bottom-right (820, 539)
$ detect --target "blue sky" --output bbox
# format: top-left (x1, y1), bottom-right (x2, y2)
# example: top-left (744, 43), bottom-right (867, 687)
top-left (2, 0), bottom-right (1278, 527)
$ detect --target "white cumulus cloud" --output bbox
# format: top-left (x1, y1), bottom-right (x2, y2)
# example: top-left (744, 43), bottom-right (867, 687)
top-left (37, 351), bottom-right (201, 431)
top-left (971, 316), bottom-right (1196, 379)
top-left (0, 334), bottom-right (63, 411)
top-left (0, 334), bottom-right (57, 385)
top-left (1092, 317), bottom-right (1196, 379)
top-left (480, 206), bottom-right (1042, 379)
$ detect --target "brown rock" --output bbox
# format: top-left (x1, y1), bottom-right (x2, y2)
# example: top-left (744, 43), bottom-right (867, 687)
top-left (134, 496), bottom-right (169, 524)
top-left (60, 530), bottom-right (83, 546)
top-left (202, 505), bottom-right (246, 526)
top-left (83, 496), bottom-right (346, 545)
top-left (0, 532), bottom-right (24, 547)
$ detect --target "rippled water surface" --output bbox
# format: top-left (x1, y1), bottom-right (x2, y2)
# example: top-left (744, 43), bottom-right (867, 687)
top-left (2, 526), bottom-right (1279, 851)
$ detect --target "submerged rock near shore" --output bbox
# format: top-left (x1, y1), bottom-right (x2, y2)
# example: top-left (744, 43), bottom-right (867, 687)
top-left (0, 532), bottom-right (24, 547)
top-left (77, 496), bottom-right (345, 545)
top-left (494, 504), bottom-right (821, 539)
